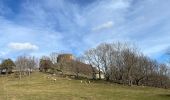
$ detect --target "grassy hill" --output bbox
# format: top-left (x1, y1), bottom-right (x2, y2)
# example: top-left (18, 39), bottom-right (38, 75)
top-left (0, 72), bottom-right (170, 100)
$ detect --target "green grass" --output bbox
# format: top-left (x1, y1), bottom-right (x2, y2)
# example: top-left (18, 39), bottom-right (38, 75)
top-left (0, 72), bottom-right (170, 100)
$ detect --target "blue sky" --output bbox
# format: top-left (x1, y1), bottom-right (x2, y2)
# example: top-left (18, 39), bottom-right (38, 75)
top-left (0, 0), bottom-right (170, 62)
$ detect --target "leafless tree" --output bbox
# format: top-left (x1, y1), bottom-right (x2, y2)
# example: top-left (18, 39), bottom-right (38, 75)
top-left (27, 56), bottom-right (37, 76)
top-left (15, 56), bottom-right (27, 79)
top-left (15, 55), bottom-right (37, 79)
top-left (96, 43), bottom-right (113, 81)
top-left (84, 48), bottom-right (102, 79)
top-left (83, 41), bottom-right (170, 88)
top-left (50, 52), bottom-right (58, 64)
top-left (109, 42), bottom-right (127, 83)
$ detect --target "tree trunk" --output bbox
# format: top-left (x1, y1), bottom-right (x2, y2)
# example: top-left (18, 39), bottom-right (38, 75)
top-left (136, 80), bottom-right (140, 86)
top-left (105, 73), bottom-right (110, 81)
top-left (76, 73), bottom-right (79, 79)
top-left (128, 75), bottom-right (133, 86)
top-left (19, 71), bottom-right (22, 80)
top-left (98, 68), bottom-right (101, 80)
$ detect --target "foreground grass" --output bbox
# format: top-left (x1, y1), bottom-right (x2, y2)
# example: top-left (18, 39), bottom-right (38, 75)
top-left (0, 72), bottom-right (170, 100)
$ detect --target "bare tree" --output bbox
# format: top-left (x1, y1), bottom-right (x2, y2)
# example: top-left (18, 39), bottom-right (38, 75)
top-left (27, 56), bottom-right (37, 76)
top-left (50, 52), bottom-right (58, 64)
top-left (96, 43), bottom-right (111, 81)
top-left (82, 41), bottom-right (170, 88)
top-left (132, 55), bottom-right (148, 85)
top-left (15, 56), bottom-right (27, 79)
top-left (109, 42), bottom-right (127, 83)
top-left (84, 48), bottom-right (102, 79)
top-left (15, 55), bottom-right (37, 79)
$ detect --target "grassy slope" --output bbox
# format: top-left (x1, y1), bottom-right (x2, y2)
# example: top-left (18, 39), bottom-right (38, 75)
top-left (0, 72), bottom-right (170, 100)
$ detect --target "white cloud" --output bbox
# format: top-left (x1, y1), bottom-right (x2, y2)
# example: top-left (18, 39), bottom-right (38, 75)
top-left (92, 21), bottom-right (114, 31)
top-left (0, 0), bottom-right (170, 61)
top-left (8, 42), bottom-right (39, 51)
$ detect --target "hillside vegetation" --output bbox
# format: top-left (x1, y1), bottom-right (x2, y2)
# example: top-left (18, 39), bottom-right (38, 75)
top-left (0, 72), bottom-right (170, 100)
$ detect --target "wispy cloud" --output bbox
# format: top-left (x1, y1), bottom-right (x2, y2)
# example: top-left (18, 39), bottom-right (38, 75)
top-left (0, 0), bottom-right (170, 62)
top-left (92, 21), bottom-right (114, 31)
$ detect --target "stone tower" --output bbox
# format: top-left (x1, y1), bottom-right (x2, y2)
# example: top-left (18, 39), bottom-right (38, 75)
top-left (57, 54), bottom-right (74, 63)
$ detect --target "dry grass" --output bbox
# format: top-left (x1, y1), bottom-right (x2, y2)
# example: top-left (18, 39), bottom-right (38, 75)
top-left (0, 72), bottom-right (170, 100)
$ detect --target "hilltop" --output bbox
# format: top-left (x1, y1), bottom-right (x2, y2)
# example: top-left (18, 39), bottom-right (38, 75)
top-left (0, 72), bottom-right (169, 100)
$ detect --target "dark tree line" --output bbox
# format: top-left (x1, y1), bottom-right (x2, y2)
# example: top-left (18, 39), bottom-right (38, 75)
top-left (84, 42), bottom-right (170, 88)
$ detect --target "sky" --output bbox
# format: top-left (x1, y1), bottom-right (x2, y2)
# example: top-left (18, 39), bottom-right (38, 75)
top-left (0, 0), bottom-right (170, 62)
